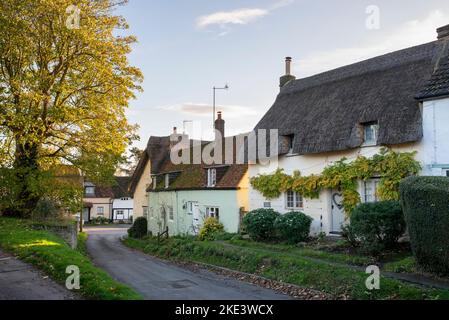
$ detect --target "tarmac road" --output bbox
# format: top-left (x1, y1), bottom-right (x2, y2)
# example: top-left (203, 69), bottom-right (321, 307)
top-left (85, 226), bottom-right (292, 300)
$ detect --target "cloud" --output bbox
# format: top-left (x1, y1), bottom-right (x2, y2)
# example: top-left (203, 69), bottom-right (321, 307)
top-left (157, 103), bottom-right (259, 118)
top-left (196, 0), bottom-right (294, 33)
top-left (296, 10), bottom-right (449, 77)
top-left (196, 8), bottom-right (268, 29)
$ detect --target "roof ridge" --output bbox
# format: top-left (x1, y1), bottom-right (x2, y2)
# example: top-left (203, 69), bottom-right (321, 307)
top-left (283, 40), bottom-right (439, 94)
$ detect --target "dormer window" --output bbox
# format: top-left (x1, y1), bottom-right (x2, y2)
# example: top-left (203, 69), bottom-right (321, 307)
top-left (85, 186), bottom-right (95, 195)
top-left (286, 134), bottom-right (294, 154)
top-left (207, 168), bottom-right (217, 187)
top-left (165, 174), bottom-right (170, 189)
top-left (362, 122), bottom-right (379, 146)
top-left (152, 176), bottom-right (157, 190)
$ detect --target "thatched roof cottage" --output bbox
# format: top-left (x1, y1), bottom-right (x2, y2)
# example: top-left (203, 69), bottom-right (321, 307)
top-left (250, 24), bottom-right (449, 235)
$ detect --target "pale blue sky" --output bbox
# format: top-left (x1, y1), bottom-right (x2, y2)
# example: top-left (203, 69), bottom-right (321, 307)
top-left (117, 0), bottom-right (449, 148)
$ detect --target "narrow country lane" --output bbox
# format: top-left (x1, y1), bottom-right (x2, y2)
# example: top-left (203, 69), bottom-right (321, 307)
top-left (85, 226), bottom-right (292, 300)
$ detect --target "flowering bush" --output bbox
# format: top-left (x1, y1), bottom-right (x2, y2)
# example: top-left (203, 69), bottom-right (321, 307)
top-left (198, 217), bottom-right (224, 241)
top-left (274, 211), bottom-right (312, 244)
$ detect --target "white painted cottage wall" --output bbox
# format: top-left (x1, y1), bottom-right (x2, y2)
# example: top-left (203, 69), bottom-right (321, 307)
top-left (249, 97), bottom-right (449, 235)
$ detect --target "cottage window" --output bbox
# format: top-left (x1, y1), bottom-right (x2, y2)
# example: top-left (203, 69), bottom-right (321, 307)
top-left (168, 206), bottom-right (174, 221)
top-left (363, 179), bottom-right (380, 203)
top-left (362, 123), bottom-right (379, 146)
top-left (143, 207), bottom-right (149, 218)
top-left (152, 176), bottom-right (157, 190)
top-left (286, 191), bottom-right (303, 209)
top-left (206, 207), bottom-right (220, 220)
top-left (97, 206), bottom-right (104, 216)
top-left (165, 174), bottom-right (170, 189)
top-left (207, 168), bottom-right (217, 187)
top-left (286, 134), bottom-right (294, 154)
top-left (443, 169), bottom-right (449, 177)
top-left (85, 186), bottom-right (95, 195)
top-left (149, 207), bottom-right (154, 219)
top-left (263, 202), bottom-right (272, 208)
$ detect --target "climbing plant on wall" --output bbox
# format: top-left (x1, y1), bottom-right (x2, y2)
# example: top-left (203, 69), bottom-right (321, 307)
top-left (250, 148), bottom-right (421, 216)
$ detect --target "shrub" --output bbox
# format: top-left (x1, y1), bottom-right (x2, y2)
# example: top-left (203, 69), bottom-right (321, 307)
top-left (242, 209), bottom-right (280, 242)
top-left (349, 201), bottom-right (406, 255)
top-left (198, 217), bottom-right (224, 241)
top-left (274, 211), bottom-right (312, 244)
top-left (128, 217), bottom-right (148, 239)
top-left (400, 176), bottom-right (449, 274)
top-left (89, 217), bottom-right (109, 225)
top-left (31, 199), bottom-right (60, 220)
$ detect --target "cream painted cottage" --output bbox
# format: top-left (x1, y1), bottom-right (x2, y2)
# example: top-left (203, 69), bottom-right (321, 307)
top-left (249, 24), bottom-right (449, 235)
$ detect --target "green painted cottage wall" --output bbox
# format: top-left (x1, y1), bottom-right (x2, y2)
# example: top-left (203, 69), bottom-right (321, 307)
top-left (147, 189), bottom-right (247, 236)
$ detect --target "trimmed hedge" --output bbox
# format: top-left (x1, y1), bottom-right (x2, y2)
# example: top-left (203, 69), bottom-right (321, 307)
top-left (242, 209), bottom-right (280, 241)
top-left (400, 176), bottom-right (449, 274)
top-left (128, 217), bottom-right (148, 239)
top-left (348, 201), bottom-right (406, 255)
top-left (274, 211), bottom-right (312, 244)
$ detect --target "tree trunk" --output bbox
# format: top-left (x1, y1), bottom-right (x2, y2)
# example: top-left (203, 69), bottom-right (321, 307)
top-left (3, 142), bottom-right (41, 218)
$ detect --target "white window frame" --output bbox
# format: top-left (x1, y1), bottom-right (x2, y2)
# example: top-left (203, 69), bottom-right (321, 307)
top-left (97, 206), bottom-right (104, 216)
top-left (207, 168), bottom-right (217, 187)
top-left (85, 186), bottom-right (95, 195)
top-left (165, 174), bottom-right (170, 189)
top-left (152, 176), bottom-right (157, 190)
top-left (168, 206), bottom-right (174, 221)
top-left (143, 207), bottom-right (149, 219)
top-left (362, 123), bottom-right (379, 147)
top-left (206, 207), bottom-right (220, 220)
top-left (362, 179), bottom-right (380, 203)
top-left (285, 191), bottom-right (303, 210)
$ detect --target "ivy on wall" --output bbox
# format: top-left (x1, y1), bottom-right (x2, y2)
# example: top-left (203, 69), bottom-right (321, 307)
top-left (250, 148), bottom-right (421, 216)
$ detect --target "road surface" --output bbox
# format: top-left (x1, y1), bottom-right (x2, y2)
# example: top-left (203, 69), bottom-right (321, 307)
top-left (0, 250), bottom-right (77, 300)
top-left (85, 226), bottom-right (291, 300)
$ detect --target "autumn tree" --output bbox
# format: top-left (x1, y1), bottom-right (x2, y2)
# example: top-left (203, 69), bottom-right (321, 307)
top-left (0, 0), bottom-right (143, 217)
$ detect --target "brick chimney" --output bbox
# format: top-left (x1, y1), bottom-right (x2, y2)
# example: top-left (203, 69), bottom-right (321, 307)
top-left (437, 24), bottom-right (449, 40)
top-left (280, 57), bottom-right (296, 89)
top-left (214, 111), bottom-right (225, 141)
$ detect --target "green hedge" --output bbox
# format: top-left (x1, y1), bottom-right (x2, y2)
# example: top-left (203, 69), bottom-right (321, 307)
top-left (128, 217), bottom-right (148, 239)
top-left (348, 201), bottom-right (406, 255)
top-left (242, 209), bottom-right (280, 241)
top-left (400, 176), bottom-right (449, 274)
top-left (274, 211), bottom-right (312, 244)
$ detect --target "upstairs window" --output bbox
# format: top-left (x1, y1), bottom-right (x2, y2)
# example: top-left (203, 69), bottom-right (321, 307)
top-left (165, 174), bottom-right (170, 189)
top-left (85, 186), bottom-right (95, 195)
top-left (362, 122), bottom-right (379, 146)
top-left (207, 168), bottom-right (217, 187)
top-left (97, 206), bottom-right (104, 216)
top-left (168, 206), bottom-right (174, 221)
top-left (152, 176), bottom-right (157, 190)
top-left (286, 190), bottom-right (303, 209)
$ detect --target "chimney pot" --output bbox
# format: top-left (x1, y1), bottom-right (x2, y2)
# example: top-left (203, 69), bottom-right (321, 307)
top-left (280, 57), bottom-right (296, 89)
top-left (214, 112), bottom-right (225, 141)
top-left (173, 127), bottom-right (177, 135)
top-left (437, 24), bottom-right (449, 40)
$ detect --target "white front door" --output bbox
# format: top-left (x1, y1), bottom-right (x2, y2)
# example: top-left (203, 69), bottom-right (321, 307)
top-left (192, 203), bottom-right (201, 233)
top-left (331, 190), bottom-right (345, 233)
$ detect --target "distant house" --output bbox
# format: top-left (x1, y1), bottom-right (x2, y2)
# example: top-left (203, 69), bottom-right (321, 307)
top-left (111, 176), bottom-right (134, 222)
top-left (249, 24), bottom-right (449, 235)
top-left (83, 176), bottom-right (134, 223)
top-left (139, 114), bottom-right (249, 236)
top-left (129, 136), bottom-right (170, 221)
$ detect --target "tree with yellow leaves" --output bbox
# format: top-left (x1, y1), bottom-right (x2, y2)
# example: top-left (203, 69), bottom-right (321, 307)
top-left (0, 0), bottom-right (143, 217)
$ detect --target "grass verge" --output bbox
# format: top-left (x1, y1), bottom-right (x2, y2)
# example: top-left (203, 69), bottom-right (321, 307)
top-left (76, 232), bottom-right (88, 256)
top-left (0, 217), bottom-right (142, 300)
top-left (124, 236), bottom-right (449, 300)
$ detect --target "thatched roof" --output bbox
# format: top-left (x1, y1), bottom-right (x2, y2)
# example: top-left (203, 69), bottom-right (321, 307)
top-left (416, 52), bottom-right (449, 100)
top-left (255, 38), bottom-right (449, 155)
top-left (128, 136), bottom-right (170, 194)
top-left (111, 176), bottom-right (132, 198)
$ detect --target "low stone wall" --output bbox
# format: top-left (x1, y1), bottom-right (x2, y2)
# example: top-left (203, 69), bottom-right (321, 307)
top-left (31, 222), bottom-right (79, 249)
